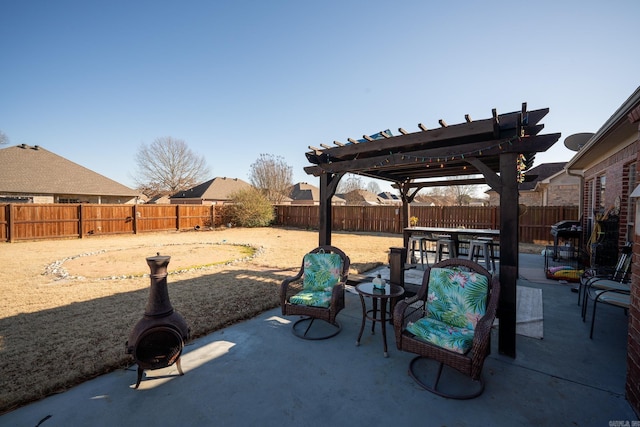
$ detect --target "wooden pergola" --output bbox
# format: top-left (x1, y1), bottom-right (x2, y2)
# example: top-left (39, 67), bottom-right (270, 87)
top-left (304, 103), bottom-right (560, 357)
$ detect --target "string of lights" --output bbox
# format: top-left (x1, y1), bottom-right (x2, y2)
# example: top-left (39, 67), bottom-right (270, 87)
top-left (322, 134), bottom-right (529, 182)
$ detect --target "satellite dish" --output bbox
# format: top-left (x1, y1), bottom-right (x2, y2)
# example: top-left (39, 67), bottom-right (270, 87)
top-left (564, 133), bottom-right (594, 151)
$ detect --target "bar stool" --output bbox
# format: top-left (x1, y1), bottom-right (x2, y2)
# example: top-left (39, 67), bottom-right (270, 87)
top-left (435, 237), bottom-right (456, 262)
top-left (407, 236), bottom-right (429, 268)
top-left (477, 237), bottom-right (497, 272)
top-left (468, 238), bottom-right (496, 273)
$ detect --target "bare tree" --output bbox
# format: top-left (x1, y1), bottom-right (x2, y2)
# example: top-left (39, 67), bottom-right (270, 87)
top-left (450, 184), bottom-right (479, 206)
top-left (0, 130), bottom-right (8, 145)
top-left (337, 174), bottom-right (365, 194)
top-left (248, 154), bottom-right (293, 204)
top-left (366, 180), bottom-right (381, 195)
top-left (422, 182), bottom-right (480, 206)
top-left (133, 136), bottom-right (210, 198)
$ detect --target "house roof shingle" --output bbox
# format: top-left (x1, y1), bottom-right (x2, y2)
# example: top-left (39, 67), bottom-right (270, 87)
top-left (339, 189), bottom-right (381, 205)
top-left (0, 144), bottom-right (138, 197)
top-left (288, 182), bottom-right (346, 204)
top-left (170, 177), bottom-right (252, 200)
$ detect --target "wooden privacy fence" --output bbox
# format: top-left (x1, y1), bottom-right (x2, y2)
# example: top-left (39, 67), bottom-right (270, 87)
top-left (0, 203), bottom-right (578, 244)
top-left (0, 204), bottom-right (226, 242)
top-left (274, 204), bottom-right (579, 244)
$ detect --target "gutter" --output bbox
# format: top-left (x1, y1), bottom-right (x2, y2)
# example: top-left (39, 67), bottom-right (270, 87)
top-left (566, 86), bottom-right (640, 170)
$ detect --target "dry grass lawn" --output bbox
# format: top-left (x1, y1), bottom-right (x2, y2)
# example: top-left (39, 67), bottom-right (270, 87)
top-left (0, 226), bottom-right (544, 414)
top-left (0, 227), bottom-right (399, 413)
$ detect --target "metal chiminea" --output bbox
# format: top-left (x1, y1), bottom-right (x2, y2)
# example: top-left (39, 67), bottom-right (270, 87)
top-left (126, 253), bottom-right (190, 388)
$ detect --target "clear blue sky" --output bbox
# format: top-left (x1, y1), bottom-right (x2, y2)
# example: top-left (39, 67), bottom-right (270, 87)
top-left (1, 0), bottom-right (639, 193)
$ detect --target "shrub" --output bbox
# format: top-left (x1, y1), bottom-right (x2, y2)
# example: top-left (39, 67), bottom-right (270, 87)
top-left (227, 188), bottom-right (275, 227)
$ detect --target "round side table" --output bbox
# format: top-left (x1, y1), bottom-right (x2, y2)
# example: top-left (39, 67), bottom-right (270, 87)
top-left (355, 282), bottom-right (405, 357)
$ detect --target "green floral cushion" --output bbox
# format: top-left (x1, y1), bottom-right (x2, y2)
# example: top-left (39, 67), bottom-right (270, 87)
top-left (406, 317), bottom-right (475, 354)
top-left (405, 267), bottom-right (489, 354)
top-left (289, 290), bottom-right (332, 308)
top-left (302, 253), bottom-right (343, 292)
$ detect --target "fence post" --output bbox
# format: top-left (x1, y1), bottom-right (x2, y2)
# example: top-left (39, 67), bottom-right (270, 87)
top-left (176, 205), bottom-right (181, 231)
top-left (133, 205), bottom-right (138, 234)
top-left (8, 204), bottom-right (14, 243)
top-left (78, 204), bottom-right (84, 239)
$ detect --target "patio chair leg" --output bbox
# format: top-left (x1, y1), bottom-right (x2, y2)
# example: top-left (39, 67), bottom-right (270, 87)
top-left (582, 288), bottom-right (591, 322)
top-left (577, 283), bottom-right (582, 306)
top-left (590, 296), bottom-right (598, 339)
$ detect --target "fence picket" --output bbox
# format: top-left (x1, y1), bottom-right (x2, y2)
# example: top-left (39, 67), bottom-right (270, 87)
top-left (0, 203), bottom-right (577, 244)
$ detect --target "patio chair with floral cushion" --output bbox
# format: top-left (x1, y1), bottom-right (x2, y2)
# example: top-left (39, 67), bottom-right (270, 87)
top-left (280, 245), bottom-right (350, 340)
top-left (393, 258), bottom-right (500, 399)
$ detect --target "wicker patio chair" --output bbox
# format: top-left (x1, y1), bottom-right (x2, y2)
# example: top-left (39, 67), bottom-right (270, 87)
top-left (393, 258), bottom-right (500, 399)
top-left (280, 245), bottom-right (350, 340)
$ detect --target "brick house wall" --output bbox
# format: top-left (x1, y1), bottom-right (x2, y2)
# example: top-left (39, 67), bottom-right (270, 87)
top-left (582, 141), bottom-right (639, 247)
top-left (487, 171), bottom-right (579, 207)
top-left (546, 184), bottom-right (578, 205)
top-left (630, 229), bottom-right (640, 417)
top-left (627, 113), bottom-right (640, 417)
top-left (515, 191), bottom-right (540, 206)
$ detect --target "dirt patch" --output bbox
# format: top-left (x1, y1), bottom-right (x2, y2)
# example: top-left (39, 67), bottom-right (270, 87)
top-left (59, 243), bottom-right (255, 279)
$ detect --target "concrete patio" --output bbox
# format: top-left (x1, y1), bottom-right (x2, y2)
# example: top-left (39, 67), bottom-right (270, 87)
top-left (1, 253), bottom-right (637, 426)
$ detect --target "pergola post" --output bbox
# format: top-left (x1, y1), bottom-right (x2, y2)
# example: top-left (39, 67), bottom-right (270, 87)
top-left (498, 152), bottom-right (519, 358)
top-left (318, 172), bottom-right (343, 246)
top-left (398, 181), bottom-right (413, 246)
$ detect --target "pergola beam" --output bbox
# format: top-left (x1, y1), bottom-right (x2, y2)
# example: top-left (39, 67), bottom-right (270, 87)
top-left (304, 134), bottom-right (560, 177)
top-left (306, 108), bottom-right (550, 165)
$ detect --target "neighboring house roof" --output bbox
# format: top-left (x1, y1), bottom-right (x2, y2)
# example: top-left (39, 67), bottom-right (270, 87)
top-left (288, 182), bottom-right (346, 204)
top-left (289, 182), bottom-right (318, 202)
top-left (518, 162), bottom-right (567, 191)
top-left (340, 189), bottom-right (381, 205)
top-left (378, 191), bottom-right (401, 202)
top-left (147, 195), bottom-right (171, 204)
top-left (0, 144), bottom-right (138, 197)
top-left (566, 86), bottom-right (640, 171)
top-left (170, 177), bottom-right (252, 201)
